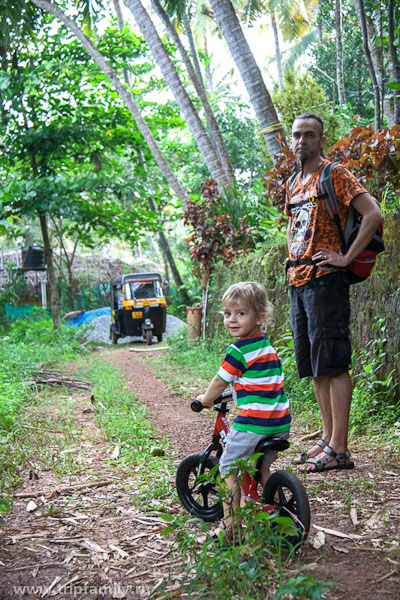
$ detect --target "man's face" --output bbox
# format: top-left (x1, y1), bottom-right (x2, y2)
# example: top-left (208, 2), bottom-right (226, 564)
top-left (290, 118), bottom-right (326, 165)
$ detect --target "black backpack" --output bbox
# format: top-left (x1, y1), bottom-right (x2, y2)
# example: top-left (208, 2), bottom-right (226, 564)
top-left (288, 162), bottom-right (384, 284)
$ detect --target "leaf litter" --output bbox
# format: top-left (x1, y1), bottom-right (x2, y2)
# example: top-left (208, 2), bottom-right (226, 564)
top-left (0, 347), bottom-right (399, 600)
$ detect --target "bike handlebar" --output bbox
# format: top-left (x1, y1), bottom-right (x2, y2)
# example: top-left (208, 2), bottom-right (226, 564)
top-left (190, 391), bottom-right (233, 413)
top-left (190, 399), bottom-right (203, 412)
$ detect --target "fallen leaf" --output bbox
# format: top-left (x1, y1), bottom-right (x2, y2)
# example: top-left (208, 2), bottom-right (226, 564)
top-left (26, 501), bottom-right (37, 512)
top-left (350, 507), bottom-right (358, 526)
top-left (364, 515), bottom-right (381, 531)
top-left (312, 531), bottom-right (325, 549)
top-left (333, 546), bottom-right (349, 554)
top-left (109, 543), bottom-right (129, 559)
top-left (111, 445), bottom-right (120, 460)
top-left (312, 524), bottom-right (362, 540)
top-left (82, 539), bottom-right (108, 554)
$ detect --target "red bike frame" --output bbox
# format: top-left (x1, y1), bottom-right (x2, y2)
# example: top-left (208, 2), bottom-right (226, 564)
top-left (211, 401), bottom-right (282, 514)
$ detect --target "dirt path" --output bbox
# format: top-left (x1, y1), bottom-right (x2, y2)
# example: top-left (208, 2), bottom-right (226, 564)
top-left (1, 347), bottom-right (399, 599)
top-left (112, 349), bottom-right (400, 600)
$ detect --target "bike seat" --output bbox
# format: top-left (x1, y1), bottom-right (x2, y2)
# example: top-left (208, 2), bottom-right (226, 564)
top-left (255, 437), bottom-right (290, 453)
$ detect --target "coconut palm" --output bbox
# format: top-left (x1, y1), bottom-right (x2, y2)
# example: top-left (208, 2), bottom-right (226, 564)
top-left (151, 0), bottom-right (236, 186)
top-left (206, 0), bottom-right (285, 162)
top-left (123, 0), bottom-right (234, 193)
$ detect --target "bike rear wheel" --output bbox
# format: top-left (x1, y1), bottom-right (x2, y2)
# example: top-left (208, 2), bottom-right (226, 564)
top-left (176, 453), bottom-right (223, 522)
top-left (262, 470), bottom-right (310, 548)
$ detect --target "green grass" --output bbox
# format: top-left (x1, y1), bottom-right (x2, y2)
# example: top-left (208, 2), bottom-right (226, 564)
top-left (0, 311), bottom-right (178, 517)
top-left (79, 357), bottom-right (177, 510)
top-left (0, 313), bottom-right (87, 433)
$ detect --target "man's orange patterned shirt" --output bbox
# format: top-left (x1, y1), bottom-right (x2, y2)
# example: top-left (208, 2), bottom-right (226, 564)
top-left (285, 160), bottom-right (367, 287)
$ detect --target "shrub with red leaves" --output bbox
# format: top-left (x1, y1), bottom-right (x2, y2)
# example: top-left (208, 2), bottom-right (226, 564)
top-left (183, 179), bottom-right (254, 272)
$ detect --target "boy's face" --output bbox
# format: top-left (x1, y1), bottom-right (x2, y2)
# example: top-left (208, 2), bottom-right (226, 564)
top-left (223, 299), bottom-right (264, 339)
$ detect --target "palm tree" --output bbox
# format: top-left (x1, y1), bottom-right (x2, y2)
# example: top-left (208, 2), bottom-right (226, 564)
top-left (151, 0), bottom-right (236, 186)
top-left (207, 0), bottom-right (285, 162)
top-left (335, 0), bottom-right (345, 105)
top-left (110, 0), bottom-right (191, 305)
top-left (388, 0), bottom-right (400, 125)
top-left (353, 0), bottom-right (381, 129)
top-left (124, 0), bottom-right (234, 193)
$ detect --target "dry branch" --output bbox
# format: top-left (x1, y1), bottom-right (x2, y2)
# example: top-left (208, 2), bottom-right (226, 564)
top-left (14, 479), bottom-right (115, 499)
top-left (30, 368), bottom-right (92, 391)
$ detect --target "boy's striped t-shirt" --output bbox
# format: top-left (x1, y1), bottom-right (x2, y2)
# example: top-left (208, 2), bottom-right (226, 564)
top-left (217, 334), bottom-right (291, 435)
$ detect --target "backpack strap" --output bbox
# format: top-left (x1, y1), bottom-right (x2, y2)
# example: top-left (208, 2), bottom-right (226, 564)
top-left (319, 162), bottom-right (347, 253)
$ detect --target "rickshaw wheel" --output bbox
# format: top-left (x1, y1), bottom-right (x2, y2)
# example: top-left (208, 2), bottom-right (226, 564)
top-left (157, 333), bottom-right (163, 343)
top-left (145, 329), bottom-right (153, 345)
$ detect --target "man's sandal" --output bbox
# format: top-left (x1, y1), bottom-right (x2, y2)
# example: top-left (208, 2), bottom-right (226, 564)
top-left (303, 445), bottom-right (355, 473)
top-left (292, 438), bottom-right (328, 465)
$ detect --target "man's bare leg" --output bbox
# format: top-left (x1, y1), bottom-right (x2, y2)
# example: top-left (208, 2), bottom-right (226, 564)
top-left (293, 375), bottom-right (332, 464)
top-left (307, 371), bottom-right (352, 470)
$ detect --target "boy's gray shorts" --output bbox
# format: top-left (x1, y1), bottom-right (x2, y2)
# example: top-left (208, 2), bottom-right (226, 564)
top-left (219, 429), bottom-right (290, 475)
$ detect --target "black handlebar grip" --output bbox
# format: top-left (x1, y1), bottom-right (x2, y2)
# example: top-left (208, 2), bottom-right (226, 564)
top-left (191, 399), bottom-right (204, 412)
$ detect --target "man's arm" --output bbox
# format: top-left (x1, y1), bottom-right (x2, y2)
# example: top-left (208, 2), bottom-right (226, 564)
top-left (196, 375), bottom-right (229, 408)
top-left (313, 192), bottom-right (384, 268)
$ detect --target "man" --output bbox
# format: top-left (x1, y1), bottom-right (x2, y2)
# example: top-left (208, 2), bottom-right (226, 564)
top-left (285, 113), bottom-right (384, 472)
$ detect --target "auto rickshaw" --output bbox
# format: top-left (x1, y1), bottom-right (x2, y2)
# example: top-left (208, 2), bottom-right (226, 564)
top-left (110, 272), bottom-right (167, 345)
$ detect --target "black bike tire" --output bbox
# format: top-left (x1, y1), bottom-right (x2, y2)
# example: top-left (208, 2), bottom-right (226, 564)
top-left (176, 453), bottom-right (223, 522)
top-left (262, 470), bottom-right (311, 547)
top-left (145, 329), bottom-right (153, 345)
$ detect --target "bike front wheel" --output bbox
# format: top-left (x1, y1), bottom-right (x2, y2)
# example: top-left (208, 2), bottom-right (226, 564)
top-left (176, 453), bottom-right (223, 522)
top-left (262, 470), bottom-right (311, 548)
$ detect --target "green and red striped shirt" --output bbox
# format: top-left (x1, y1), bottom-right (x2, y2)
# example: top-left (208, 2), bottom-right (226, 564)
top-left (217, 334), bottom-right (291, 435)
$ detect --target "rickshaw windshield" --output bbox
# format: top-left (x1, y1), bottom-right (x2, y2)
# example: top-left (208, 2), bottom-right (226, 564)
top-left (124, 280), bottom-right (163, 300)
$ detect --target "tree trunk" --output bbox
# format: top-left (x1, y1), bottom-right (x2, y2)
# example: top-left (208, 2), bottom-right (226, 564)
top-left (208, 0), bottom-right (285, 163)
top-left (125, 0), bottom-right (232, 193)
top-left (271, 11), bottom-right (283, 89)
top-left (111, 0), bottom-right (131, 85)
top-left (335, 0), bottom-right (345, 105)
top-left (151, 0), bottom-right (235, 187)
top-left (388, 0), bottom-right (400, 125)
top-left (38, 212), bottom-right (60, 330)
top-left (203, 36), bottom-right (214, 94)
top-left (31, 0), bottom-right (192, 209)
top-left (353, 0), bottom-right (381, 130)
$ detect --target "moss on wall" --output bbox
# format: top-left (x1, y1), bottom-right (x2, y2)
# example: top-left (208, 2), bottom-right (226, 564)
top-left (205, 214), bottom-right (399, 394)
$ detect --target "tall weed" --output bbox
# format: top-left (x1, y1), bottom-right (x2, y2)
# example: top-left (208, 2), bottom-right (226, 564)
top-left (350, 317), bottom-right (399, 434)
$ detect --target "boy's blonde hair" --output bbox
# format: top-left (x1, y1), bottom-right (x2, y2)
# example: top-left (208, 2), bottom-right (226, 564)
top-left (222, 281), bottom-right (273, 328)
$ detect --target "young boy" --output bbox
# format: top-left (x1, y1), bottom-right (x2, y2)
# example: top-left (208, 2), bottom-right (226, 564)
top-left (196, 281), bottom-right (291, 541)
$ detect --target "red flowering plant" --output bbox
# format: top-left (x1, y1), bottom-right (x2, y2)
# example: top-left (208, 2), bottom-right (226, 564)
top-left (183, 179), bottom-right (254, 279)
top-left (328, 125), bottom-right (400, 209)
